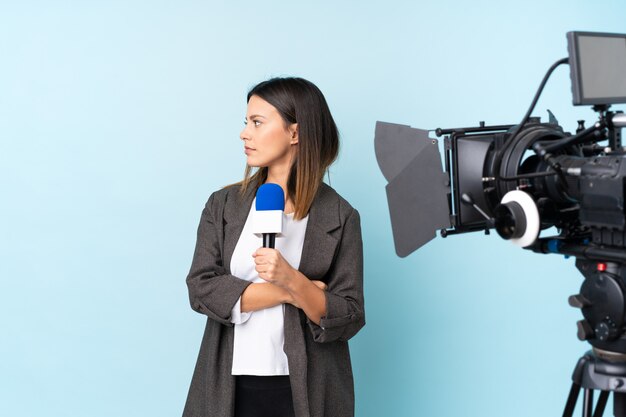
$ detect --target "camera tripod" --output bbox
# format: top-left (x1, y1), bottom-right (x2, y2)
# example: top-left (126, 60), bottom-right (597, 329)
top-left (563, 349), bottom-right (626, 417)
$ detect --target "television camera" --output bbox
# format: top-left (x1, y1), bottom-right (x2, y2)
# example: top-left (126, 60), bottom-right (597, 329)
top-left (375, 31), bottom-right (626, 417)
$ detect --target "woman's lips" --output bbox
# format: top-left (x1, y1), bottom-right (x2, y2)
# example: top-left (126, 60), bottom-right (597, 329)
top-left (244, 147), bottom-right (256, 155)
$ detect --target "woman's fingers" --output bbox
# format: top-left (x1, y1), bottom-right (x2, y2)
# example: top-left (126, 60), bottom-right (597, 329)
top-left (311, 280), bottom-right (327, 290)
top-left (253, 248), bottom-right (279, 265)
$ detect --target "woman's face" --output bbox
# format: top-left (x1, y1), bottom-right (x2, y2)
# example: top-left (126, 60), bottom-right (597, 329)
top-left (240, 95), bottom-right (298, 170)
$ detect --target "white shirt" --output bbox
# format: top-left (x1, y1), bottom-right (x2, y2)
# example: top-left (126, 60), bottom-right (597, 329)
top-left (229, 199), bottom-right (309, 376)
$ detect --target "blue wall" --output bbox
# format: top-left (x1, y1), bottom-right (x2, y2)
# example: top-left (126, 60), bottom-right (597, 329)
top-left (2, 1), bottom-right (625, 416)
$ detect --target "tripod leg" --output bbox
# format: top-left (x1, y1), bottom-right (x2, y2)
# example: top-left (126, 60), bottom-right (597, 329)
top-left (564, 383), bottom-right (582, 417)
top-left (615, 392), bottom-right (626, 417)
top-left (583, 389), bottom-right (594, 417)
top-left (593, 391), bottom-right (609, 417)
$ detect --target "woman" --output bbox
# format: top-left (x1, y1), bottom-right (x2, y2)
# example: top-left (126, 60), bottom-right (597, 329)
top-left (183, 77), bottom-right (365, 417)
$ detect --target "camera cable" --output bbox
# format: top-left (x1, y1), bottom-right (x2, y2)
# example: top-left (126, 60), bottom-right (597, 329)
top-left (498, 57), bottom-right (569, 181)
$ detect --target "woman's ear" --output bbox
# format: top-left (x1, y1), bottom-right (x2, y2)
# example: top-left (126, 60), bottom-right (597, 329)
top-left (289, 123), bottom-right (299, 145)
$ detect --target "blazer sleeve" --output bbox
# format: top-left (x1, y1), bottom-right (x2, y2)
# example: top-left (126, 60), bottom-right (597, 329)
top-left (308, 207), bottom-right (365, 343)
top-left (186, 192), bottom-right (253, 326)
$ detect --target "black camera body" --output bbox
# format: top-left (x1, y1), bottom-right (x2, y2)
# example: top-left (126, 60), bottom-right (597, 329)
top-left (439, 114), bottom-right (626, 353)
top-left (442, 115), bottom-right (626, 244)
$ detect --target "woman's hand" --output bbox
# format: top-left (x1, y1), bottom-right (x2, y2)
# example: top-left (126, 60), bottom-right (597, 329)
top-left (284, 280), bottom-right (327, 308)
top-left (252, 247), bottom-right (328, 306)
top-left (286, 281), bottom-right (328, 308)
top-left (253, 248), bottom-right (328, 320)
top-left (311, 281), bottom-right (327, 291)
top-left (253, 247), bottom-right (298, 288)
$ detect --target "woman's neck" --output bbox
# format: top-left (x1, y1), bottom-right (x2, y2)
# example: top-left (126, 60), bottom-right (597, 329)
top-left (266, 162), bottom-right (290, 191)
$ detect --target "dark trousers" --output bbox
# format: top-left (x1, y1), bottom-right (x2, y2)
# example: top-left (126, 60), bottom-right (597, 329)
top-left (234, 376), bottom-right (296, 417)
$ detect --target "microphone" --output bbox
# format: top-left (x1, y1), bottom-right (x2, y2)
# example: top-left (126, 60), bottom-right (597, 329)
top-left (253, 183), bottom-right (285, 248)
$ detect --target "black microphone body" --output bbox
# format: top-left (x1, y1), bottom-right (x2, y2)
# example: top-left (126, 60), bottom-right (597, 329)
top-left (262, 233), bottom-right (276, 249)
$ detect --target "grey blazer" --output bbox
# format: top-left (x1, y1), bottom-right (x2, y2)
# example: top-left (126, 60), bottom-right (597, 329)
top-left (183, 182), bottom-right (365, 417)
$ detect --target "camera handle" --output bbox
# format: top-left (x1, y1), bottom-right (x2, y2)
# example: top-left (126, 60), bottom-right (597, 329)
top-left (607, 111), bottom-right (626, 150)
top-left (590, 105), bottom-right (626, 151)
top-left (459, 193), bottom-right (493, 235)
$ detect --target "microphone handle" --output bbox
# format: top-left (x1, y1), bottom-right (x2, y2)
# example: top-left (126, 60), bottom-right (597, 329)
top-left (262, 233), bottom-right (276, 249)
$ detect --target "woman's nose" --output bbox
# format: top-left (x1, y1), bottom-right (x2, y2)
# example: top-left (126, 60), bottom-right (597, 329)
top-left (240, 126), bottom-right (249, 141)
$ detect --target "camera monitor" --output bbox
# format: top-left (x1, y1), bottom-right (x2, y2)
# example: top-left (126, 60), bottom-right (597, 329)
top-left (567, 31), bottom-right (626, 106)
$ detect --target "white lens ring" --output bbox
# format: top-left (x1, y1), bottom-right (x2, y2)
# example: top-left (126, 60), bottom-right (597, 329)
top-left (500, 190), bottom-right (540, 247)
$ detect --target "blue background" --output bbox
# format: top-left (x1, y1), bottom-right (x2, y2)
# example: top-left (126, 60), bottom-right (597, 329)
top-left (2, 1), bottom-right (626, 416)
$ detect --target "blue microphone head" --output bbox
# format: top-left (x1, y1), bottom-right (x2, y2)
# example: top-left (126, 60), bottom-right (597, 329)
top-left (256, 183), bottom-right (285, 211)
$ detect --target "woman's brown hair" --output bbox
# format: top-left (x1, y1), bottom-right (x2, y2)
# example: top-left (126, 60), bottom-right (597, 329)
top-left (235, 77), bottom-right (339, 220)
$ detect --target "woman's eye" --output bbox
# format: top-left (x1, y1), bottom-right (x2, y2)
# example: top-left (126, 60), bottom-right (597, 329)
top-left (253, 120), bottom-right (261, 127)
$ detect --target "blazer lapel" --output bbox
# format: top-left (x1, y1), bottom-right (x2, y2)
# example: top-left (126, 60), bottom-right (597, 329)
top-left (298, 183), bottom-right (341, 281)
top-left (284, 183), bottom-right (341, 417)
